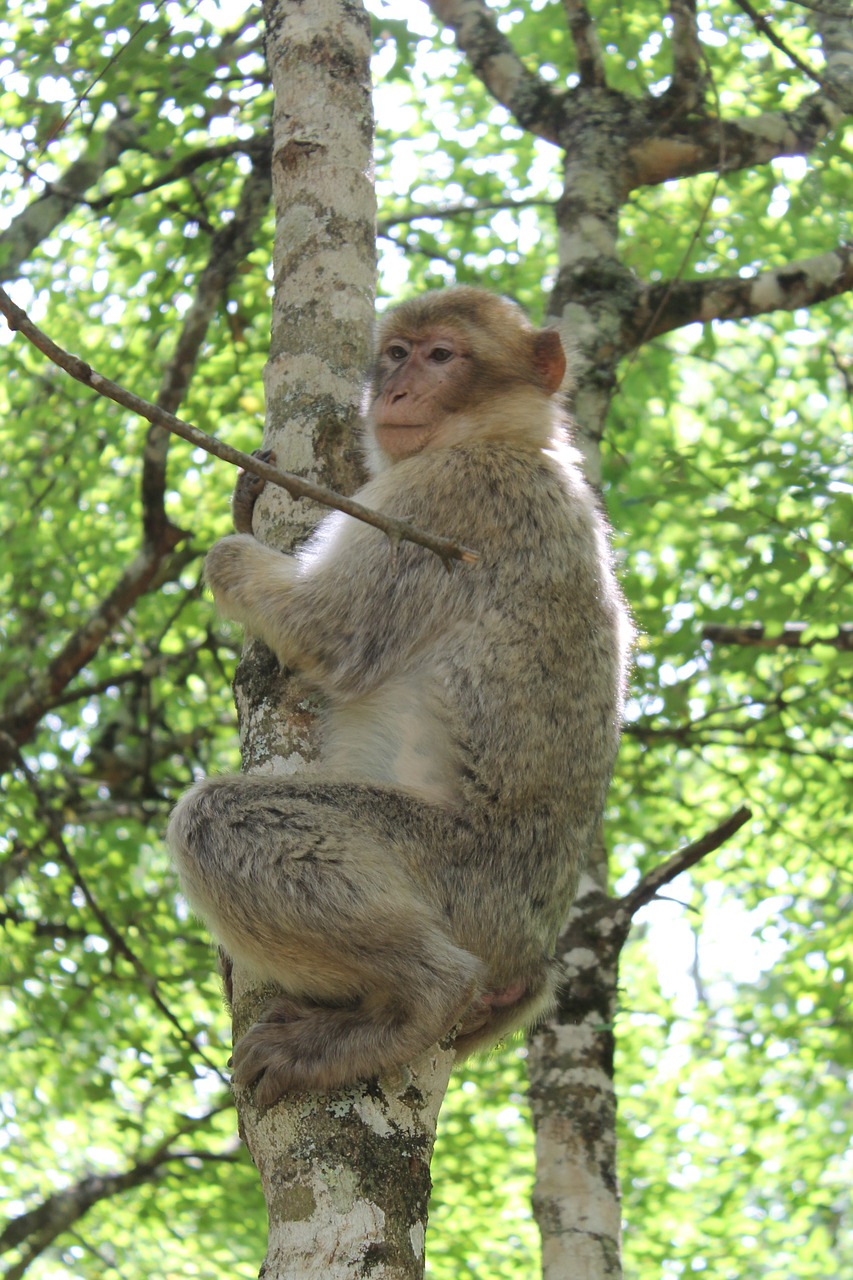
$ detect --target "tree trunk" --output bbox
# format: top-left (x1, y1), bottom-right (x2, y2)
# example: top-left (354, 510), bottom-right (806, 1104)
top-left (230, 3), bottom-right (454, 1275)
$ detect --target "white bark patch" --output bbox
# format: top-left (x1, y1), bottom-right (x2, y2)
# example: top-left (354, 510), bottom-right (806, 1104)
top-left (409, 1220), bottom-right (426, 1261)
top-left (535, 1115), bottom-right (620, 1237)
top-left (264, 1194), bottom-right (386, 1279)
top-left (484, 51), bottom-right (523, 99)
top-left (561, 947), bottom-right (599, 977)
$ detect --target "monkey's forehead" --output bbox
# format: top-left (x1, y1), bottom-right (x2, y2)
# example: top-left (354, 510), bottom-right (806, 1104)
top-left (379, 287), bottom-right (531, 336)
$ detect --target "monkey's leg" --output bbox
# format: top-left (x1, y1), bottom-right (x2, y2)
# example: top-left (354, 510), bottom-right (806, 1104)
top-left (167, 775), bottom-right (484, 1100)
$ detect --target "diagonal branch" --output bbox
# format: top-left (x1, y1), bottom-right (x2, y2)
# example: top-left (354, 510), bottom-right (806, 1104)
top-left (2, 736), bottom-right (229, 1079)
top-left (0, 1103), bottom-right (234, 1275)
top-left (141, 149), bottom-right (272, 546)
top-left (426, 0), bottom-right (567, 142)
top-left (622, 806), bottom-right (753, 918)
top-left (86, 138), bottom-right (267, 210)
top-left (629, 242), bottom-right (853, 341)
top-left (734, 0), bottom-right (830, 91)
top-left (0, 109), bottom-right (147, 282)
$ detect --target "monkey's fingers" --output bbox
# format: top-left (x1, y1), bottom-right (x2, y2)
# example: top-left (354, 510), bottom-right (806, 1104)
top-left (232, 448), bottom-right (277, 533)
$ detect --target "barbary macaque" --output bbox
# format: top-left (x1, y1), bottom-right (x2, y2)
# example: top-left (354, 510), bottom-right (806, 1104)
top-left (168, 287), bottom-right (631, 1104)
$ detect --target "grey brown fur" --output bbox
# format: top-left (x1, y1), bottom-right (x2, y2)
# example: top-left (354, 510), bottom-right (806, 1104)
top-left (168, 288), bottom-right (631, 1104)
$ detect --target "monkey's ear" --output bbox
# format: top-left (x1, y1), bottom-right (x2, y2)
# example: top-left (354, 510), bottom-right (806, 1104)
top-left (532, 329), bottom-right (566, 395)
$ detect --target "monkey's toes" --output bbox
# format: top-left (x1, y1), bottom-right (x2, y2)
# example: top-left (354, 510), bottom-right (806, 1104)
top-left (230, 1018), bottom-right (322, 1104)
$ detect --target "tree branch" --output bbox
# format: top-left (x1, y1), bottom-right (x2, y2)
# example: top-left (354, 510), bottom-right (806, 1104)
top-left (630, 242), bottom-right (853, 341)
top-left (626, 91), bottom-right (843, 187)
top-left (668, 0), bottom-right (704, 108)
top-left (426, 0), bottom-right (567, 142)
top-left (622, 806), bottom-right (753, 918)
top-left (0, 1103), bottom-right (234, 1274)
top-left (733, 0), bottom-right (830, 92)
top-left (141, 150), bottom-right (272, 546)
top-left (0, 109), bottom-right (147, 282)
top-left (378, 194), bottom-right (557, 236)
top-left (813, 1), bottom-right (853, 112)
top-left (86, 138), bottom-right (268, 210)
top-left (0, 287), bottom-right (479, 568)
top-left (702, 622), bottom-right (853, 651)
top-left (561, 0), bottom-right (606, 88)
top-left (1, 736), bottom-right (229, 1080)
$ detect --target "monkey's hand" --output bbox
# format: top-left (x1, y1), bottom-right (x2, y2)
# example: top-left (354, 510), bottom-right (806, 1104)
top-left (204, 534), bottom-right (299, 660)
top-left (232, 448), bottom-right (276, 534)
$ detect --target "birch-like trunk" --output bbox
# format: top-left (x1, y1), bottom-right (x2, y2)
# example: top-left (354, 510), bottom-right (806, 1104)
top-left (523, 136), bottom-right (633, 1279)
top-left (230, 3), bottom-right (454, 1277)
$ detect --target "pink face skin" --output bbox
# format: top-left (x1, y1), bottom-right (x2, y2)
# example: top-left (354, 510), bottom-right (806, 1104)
top-left (372, 330), bottom-right (468, 459)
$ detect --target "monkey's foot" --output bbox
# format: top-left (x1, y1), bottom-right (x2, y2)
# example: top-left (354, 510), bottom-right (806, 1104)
top-left (230, 996), bottom-right (368, 1105)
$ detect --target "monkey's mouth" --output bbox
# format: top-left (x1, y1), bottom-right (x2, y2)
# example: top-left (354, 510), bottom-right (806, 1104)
top-left (374, 423), bottom-right (435, 457)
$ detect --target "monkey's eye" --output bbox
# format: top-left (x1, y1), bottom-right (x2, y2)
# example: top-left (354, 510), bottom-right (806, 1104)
top-left (430, 347), bottom-right (453, 363)
top-left (387, 344), bottom-right (409, 361)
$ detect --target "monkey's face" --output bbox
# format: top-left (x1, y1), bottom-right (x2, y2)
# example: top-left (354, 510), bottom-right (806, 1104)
top-left (370, 328), bottom-right (471, 460)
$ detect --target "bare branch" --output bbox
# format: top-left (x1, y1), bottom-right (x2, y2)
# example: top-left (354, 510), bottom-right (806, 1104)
top-left (0, 1103), bottom-right (233, 1273)
top-left (0, 110), bottom-right (147, 282)
top-left (702, 622), bottom-right (853, 651)
top-left (622, 806), bottom-right (753, 918)
top-left (378, 194), bottom-right (557, 236)
top-left (1, 735), bottom-right (229, 1080)
top-left (627, 91), bottom-right (843, 187)
top-left (426, 0), bottom-right (566, 142)
top-left (562, 0), bottom-right (606, 88)
top-left (0, 535), bottom-right (185, 760)
top-left (0, 287), bottom-right (479, 567)
top-left (86, 139), bottom-right (268, 210)
top-left (668, 0), bottom-right (704, 106)
top-left (141, 152), bottom-right (272, 546)
top-left (630, 243), bottom-right (853, 341)
top-left (733, 0), bottom-right (829, 91)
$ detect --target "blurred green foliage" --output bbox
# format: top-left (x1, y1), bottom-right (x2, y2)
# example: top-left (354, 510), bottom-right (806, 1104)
top-left (0, 2), bottom-right (850, 1278)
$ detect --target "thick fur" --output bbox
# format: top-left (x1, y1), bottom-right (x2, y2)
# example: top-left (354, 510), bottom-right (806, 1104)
top-left (168, 287), bottom-right (631, 1103)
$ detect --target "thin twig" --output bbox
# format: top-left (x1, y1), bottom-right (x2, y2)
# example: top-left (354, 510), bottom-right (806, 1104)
top-left (0, 287), bottom-right (480, 566)
top-left (733, 0), bottom-right (828, 91)
top-left (622, 805), bottom-right (753, 917)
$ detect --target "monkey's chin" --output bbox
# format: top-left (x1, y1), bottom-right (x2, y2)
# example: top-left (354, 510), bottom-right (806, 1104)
top-left (374, 423), bottom-right (436, 460)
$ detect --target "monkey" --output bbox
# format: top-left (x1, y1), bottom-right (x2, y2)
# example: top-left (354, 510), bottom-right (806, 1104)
top-left (167, 286), bottom-right (631, 1105)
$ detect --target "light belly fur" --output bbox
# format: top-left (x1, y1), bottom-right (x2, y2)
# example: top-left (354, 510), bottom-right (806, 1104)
top-left (322, 676), bottom-right (461, 805)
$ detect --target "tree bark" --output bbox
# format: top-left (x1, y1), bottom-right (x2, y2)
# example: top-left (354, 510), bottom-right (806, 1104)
top-left (229, 3), bottom-right (454, 1276)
